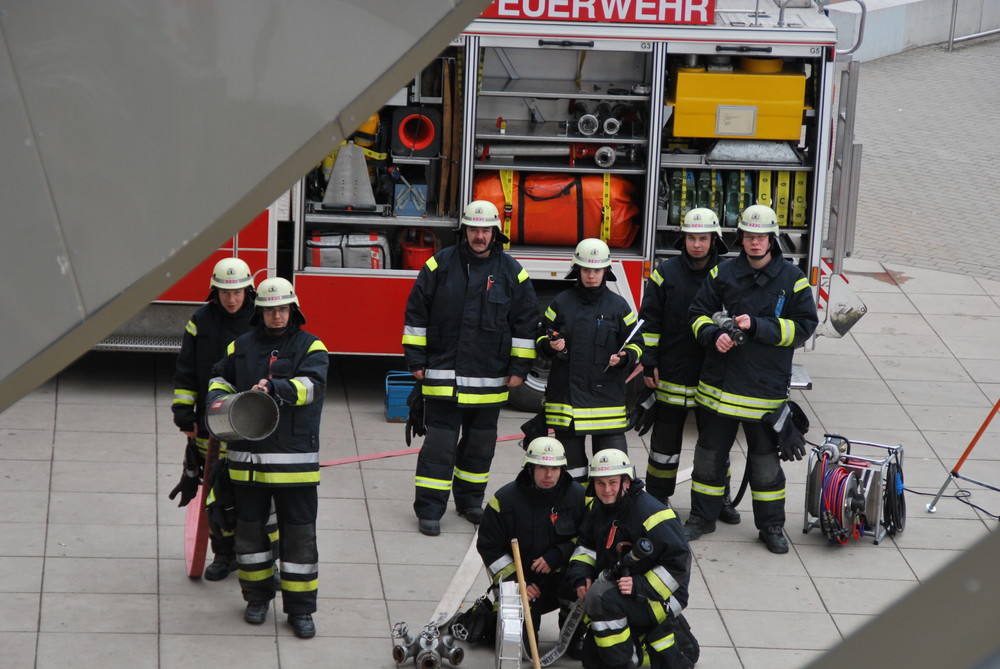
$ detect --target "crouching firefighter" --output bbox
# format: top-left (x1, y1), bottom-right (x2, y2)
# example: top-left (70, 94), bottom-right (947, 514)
top-left (477, 437), bottom-right (588, 654)
top-left (567, 449), bottom-right (699, 669)
top-left (207, 277), bottom-right (329, 639)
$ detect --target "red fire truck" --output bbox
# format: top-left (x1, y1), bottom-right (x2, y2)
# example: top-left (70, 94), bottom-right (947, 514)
top-left (100, 0), bottom-right (864, 378)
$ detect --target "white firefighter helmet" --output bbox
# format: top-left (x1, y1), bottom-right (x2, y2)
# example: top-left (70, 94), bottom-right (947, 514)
top-left (674, 207), bottom-right (728, 253)
top-left (588, 448), bottom-right (635, 479)
top-left (459, 199), bottom-right (509, 244)
top-left (681, 208), bottom-right (722, 237)
top-left (460, 200), bottom-right (501, 230)
top-left (210, 257), bottom-right (253, 290)
top-left (737, 204), bottom-right (779, 235)
top-left (572, 238), bottom-right (612, 269)
top-left (255, 277), bottom-right (299, 308)
top-left (523, 437), bottom-right (567, 468)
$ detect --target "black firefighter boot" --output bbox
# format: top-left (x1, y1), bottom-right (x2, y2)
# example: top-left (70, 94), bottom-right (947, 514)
top-left (718, 494), bottom-right (741, 525)
top-left (204, 552), bottom-right (237, 581)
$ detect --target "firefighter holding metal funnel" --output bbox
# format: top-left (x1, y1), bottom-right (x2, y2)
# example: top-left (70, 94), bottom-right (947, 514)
top-left (207, 276), bottom-right (328, 638)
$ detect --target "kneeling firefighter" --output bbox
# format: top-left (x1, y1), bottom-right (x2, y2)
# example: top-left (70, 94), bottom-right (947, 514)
top-left (477, 437), bottom-right (589, 651)
top-left (567, 449), bottom-right (698, 669)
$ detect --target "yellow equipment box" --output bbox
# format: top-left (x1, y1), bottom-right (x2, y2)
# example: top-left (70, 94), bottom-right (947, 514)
top-left (670, 59), bottom-right (806, 140)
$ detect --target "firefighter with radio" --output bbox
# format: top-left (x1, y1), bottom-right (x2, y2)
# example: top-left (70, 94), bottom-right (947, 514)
top-left (169, 257), bottom-right (257, 580)
top-left (402, 200), bottom-right (540, 537)
top-left (207, 277), bottom-right (328, 638)
top-left (682, 205), bottom-right (818, 554)
top-left (477, 437), bottom-right (588, 648)
top-left (567, 449), bottom-right (697, 669)
top-left (633, 209), bottom-right (740, 525)
top-left (538, 238), bottom-right (642, 481)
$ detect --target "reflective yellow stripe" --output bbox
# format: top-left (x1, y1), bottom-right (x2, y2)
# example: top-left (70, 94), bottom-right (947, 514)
top-left (227, 341), bottom-right (236, 355)
top-left (752, 488), bottom-right (786, 502)
top-left (307, 340), bottom-right (328, 354)
top-left (794, 277), bottom-right (810, 292)
top-left (510, 346), bottom-right (536, 359)
top-left (643, 333), bottom-right (660, 347)
top-left (454, 468), bottom-right (489, 484)
top-left (650, 270), bottom-right (664, 286)
top-left (692, 314), bottom-right (713, 337)
top-left (173, 389), bottom-right (196, 406)
top-left (282, 579), bottom-right (318, 592)
top-left (649, 632), bottom-right (675, 652)
top-left (692, 481), bottom-right (724, 497)
top-left (427, 256), bottom-right (439, 271)
top-left (457, 391), bottom-right (508, 405)
top-left (422, 385), bottom-right (455, 397)
top-left (645, 464), bottom-right (675, 479)
top-left (595, 628), bottom-right (630, 648)
top-left (239, 568), bottom-right (275, 582)
top-left (544, 306), bottom-right (557, 320)
top-left (290, 378), bottom-right (308, 405)
top-left (402, 334), bottom-right (427, 346)
top-left (648, 599), bottom-right (668, 624)
top-left (488, 496), bottom-right (501, 512)
top-left (623, 311), bottom-right (637, 326)
top-left (642, 508), bottom-right (678, 531)
top-left (518, 269), bottom-right (529, 283)
top-left (777, 318), bottom-right (795, 347)
top-left (252, 471), bottom-right (320, 485)
top-left (185, 320), bottom-right (197, 337)
top-left (696, 382), bottom-right (784, 420)
top-left (416, 476), bottom-right (452, 491)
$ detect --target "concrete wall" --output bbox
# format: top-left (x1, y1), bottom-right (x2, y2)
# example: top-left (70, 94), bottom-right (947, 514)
top-left (828, 0), bottom-right (1000, 61)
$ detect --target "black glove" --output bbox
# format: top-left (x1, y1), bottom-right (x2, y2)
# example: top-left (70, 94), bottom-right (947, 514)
top-left (763, 401), bottom-right (809, 461)
top-left (404, 383), bottom-right (426, 447)
top-left (168, 439), bottom-right (203, 507)
top-left (627, 386), bottom-right (657, 436)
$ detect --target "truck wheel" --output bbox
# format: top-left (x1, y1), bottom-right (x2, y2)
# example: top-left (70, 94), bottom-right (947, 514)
top-left (507, 357), bottom-right (550, 413)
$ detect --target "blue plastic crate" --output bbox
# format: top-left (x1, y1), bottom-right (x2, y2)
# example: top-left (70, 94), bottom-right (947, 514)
top-left (385, 371), bottom-right (416, 422)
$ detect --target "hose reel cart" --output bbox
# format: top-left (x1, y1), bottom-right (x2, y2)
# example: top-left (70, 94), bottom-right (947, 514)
top-left (803, 434), bottom-right (906, 545)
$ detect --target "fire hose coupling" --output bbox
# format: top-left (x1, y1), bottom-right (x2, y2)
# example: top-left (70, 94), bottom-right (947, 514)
top-left (818, 434), bottom-right (848, 463)
top-left (600, 536), bottom-right (654, 582)
top-left (711, 310), bottom-right (746, 345)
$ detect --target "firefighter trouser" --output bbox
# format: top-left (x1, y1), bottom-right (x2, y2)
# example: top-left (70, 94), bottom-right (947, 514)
top-left (233, 484), bottom-right (318, 615)
top-left (413, 399), bottom-right (500, 521)
top-left (211, 503), bottom-right (279, 558)
top-left (555, 428), bottom-right (627, 482)
top-left (580, 580), bottom-right (691, 669)
top-left (520, 571), bottom-right (574, 637)
top-left (645, 406), bottom-right (734, 503)
top-left (690, 412), bottom-right (785, 530)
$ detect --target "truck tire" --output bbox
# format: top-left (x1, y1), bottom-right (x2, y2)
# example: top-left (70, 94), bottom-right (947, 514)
top-left (507, 357), bottom-right (550, 413)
